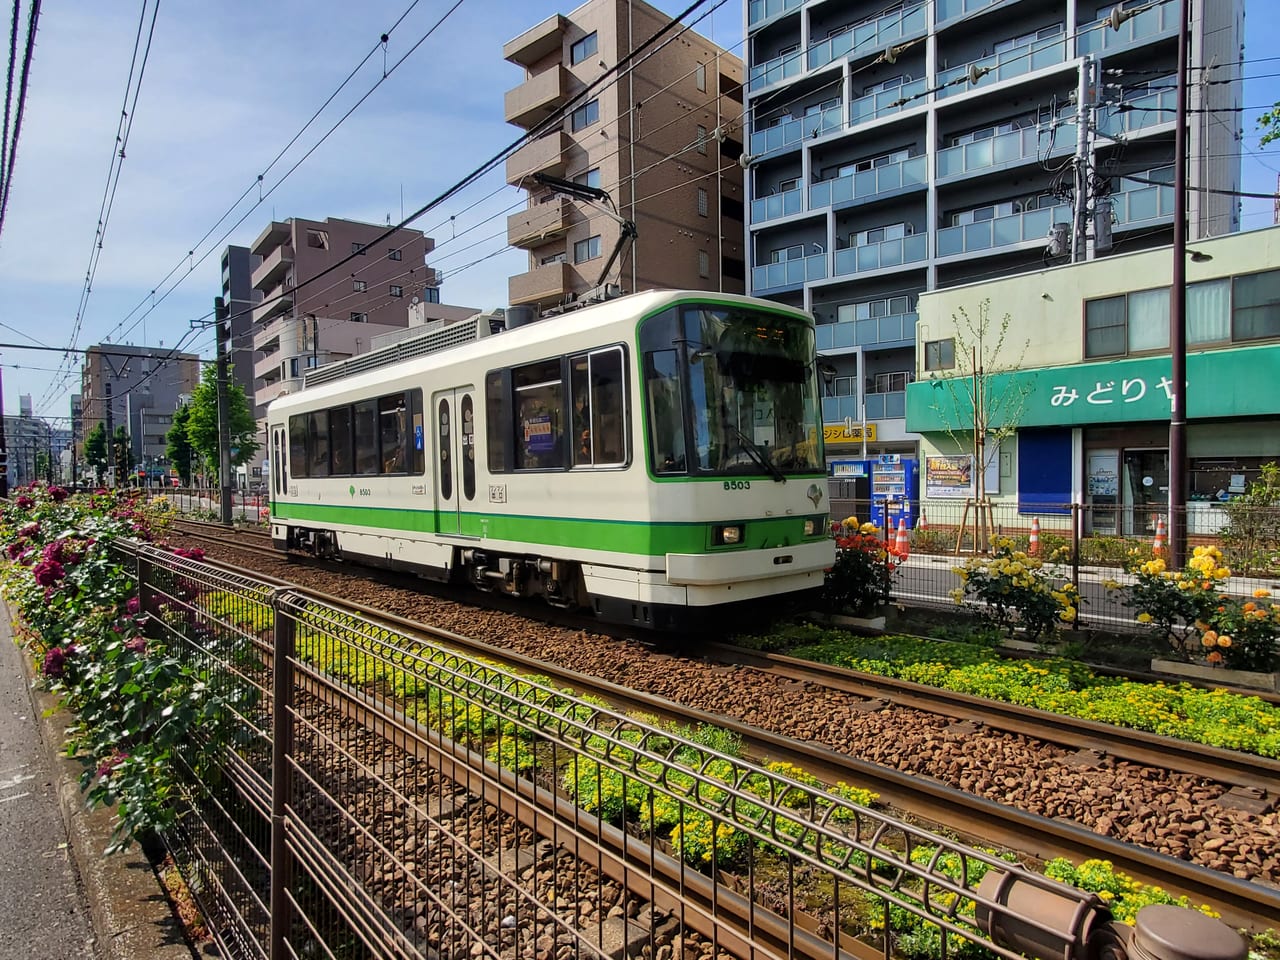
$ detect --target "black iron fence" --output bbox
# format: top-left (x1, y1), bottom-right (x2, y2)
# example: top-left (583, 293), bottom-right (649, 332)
top-left (124, 540), bottom-right (1159, 960)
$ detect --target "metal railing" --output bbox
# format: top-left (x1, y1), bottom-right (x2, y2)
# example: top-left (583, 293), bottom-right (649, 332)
top-left (123, 540), bottom-right (1144, 960)
top-left (750, 184), bottom-right (804, 223)
top-left (747, 0), bottom-right (802, 29)
top-left (936, 203), bottom-right (1073, 258)
top-left (1077, 3), bottom-right (1175, 55)
top-left (848, 77), bottom-right (928, 124)
top-left (749, 103), bottom-right (843, 156)
top-left (936, 36), bottom-right (1066, 99)
top-left (1097, 87), bottom-right (1177, 139)
top-left (936, 122), bottom-right (1075, 179)
top-left (809, 155), bottom-right (927, 209)
top-left (751, 251), bottom-right (828, 292)
top-left (815, 311), bottom-right (918, 351)
top-left (806, 5), bottom-right (927, 72)
top-left (833, 232), bottom-right (928, 276)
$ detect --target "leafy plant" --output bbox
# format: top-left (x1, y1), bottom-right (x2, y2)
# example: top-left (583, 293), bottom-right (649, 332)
top-left (1219, 462), bottom-right (1280, 575)
top-left (951, 540), bottom-right (1078, 640)
top-left (822, 517), bottom-right (895, 617)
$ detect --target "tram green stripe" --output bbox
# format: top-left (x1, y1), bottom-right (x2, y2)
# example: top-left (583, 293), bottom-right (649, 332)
top-left (270, 502), bottom-right (823, 555)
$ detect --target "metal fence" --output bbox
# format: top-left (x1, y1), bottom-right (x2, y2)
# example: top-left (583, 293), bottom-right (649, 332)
top-left (124, 540), bottom-right (1130, 960)
top-left (828, 499), bottom-right (1280, 628)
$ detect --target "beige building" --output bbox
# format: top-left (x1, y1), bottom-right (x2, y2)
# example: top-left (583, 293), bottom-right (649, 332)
top-left (250, 217), bottom-right (440, 413)
top-left (503, 0), bottom-right (746, 311)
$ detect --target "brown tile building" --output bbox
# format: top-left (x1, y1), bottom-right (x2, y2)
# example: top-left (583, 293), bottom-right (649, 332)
top-left (504, 0), bottom-right (745, 312)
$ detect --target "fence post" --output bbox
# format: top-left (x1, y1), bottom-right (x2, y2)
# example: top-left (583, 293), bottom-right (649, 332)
top-left (1071, 503), bottom-right (1082, 630)
top-left (269, 591), bottom-right (296, 960)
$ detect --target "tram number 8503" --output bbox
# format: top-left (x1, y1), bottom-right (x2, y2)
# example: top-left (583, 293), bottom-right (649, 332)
top-left (723, 480), bottom-right (751, 491)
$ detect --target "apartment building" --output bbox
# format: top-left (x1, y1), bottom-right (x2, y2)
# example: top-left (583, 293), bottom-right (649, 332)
top-left (221, 245), bottom-right (260, 414)
top-left (504, 0), bottom-right (747, 312)
top-left (744, 0), bottom-right (1243, 459)
top-left (249, 217), bottom-right (438, 414)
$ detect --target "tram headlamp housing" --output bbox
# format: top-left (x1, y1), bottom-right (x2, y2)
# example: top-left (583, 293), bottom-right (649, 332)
top-left (804, 514), bottom-right (827, 537)
top-left (713, 524), bottom-right (743, 545)
top-left (803, 518), bottom-right (816, 536)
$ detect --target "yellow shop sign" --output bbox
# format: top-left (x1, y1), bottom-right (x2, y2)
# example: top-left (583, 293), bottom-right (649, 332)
top-left (823, 423), bottom-right (877, 444)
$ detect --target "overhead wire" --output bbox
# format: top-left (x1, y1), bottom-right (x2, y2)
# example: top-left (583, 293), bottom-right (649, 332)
top-left (0, 0), bottom-right (39, 241)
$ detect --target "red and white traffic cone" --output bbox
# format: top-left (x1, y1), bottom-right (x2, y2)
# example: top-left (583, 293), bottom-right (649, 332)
top-left (1152, 516), bottom-right (1166, 557)
top-left (917, 511), bottom-right (927, 531)
top-left (894, 517), bottom-right (910, 557)
top-left (1028, 517), bottom-right (1041, 557)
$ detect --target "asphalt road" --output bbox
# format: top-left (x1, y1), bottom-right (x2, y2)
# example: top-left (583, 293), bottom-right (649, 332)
top-left (0, 632), bottom-right (98, 959)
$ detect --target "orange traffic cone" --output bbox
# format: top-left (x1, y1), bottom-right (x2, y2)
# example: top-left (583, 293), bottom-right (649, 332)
top-left (894, 517), bottom-right (910, 557)
top-left (917, 511), bottom-right (927, 531)
top-left (1028, 517), bottom-right (1041, 557)
top-left (1152, 516), bottom-right (1166, 557)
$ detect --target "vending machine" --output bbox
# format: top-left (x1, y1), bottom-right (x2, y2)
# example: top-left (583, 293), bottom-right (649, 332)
top-left (827, 459), bottom-right (871, 525)
top-left (869, 454), bottom-right (919, 531)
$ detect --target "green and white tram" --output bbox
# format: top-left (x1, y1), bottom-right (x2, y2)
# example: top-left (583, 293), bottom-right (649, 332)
top-left (267, 290), bottom-right (834, 628)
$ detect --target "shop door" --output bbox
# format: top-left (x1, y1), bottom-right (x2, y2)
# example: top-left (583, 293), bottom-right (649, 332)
top-left (1085, 450), bottom-right (1119, 535)
top-left (1122, 449), bottom-right (1168, 537)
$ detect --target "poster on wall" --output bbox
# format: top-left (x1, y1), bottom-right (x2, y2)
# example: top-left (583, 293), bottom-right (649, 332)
top-left (926, 455), bottom-right (975, 498)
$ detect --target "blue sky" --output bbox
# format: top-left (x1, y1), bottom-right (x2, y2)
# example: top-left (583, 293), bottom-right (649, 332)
top-left (0, 0), bottom-right (1275, 420)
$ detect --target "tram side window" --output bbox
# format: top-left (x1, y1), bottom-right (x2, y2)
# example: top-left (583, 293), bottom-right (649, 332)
top-left (645, 349), bottom-right (686, 473)
top-left (330, 406), bottom-right (353, 475)
top-left (570, 356), bottom-right (591, 465)
top-left (379, 394), bottom-right (407, 473)
top-left (353, 400), bottom-right (379, 475)
top-left (308, 411), bottom-right (331, 477)
top-left (485, 372), bottom-right (509, 474)
top-left (590, 347), bottom-right (625, 465)
top-left (288, 416), bottom-right (310, 478)
top-left (514, 359), bottom-right (564, 470)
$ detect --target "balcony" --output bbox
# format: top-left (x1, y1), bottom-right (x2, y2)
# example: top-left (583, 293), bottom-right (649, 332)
top-left (506, 131), bottom-right (571, 183)
top-left (864, 391), bottom-right (906, 420)
top-left (810, 155), bottom-right (926, 210)
top-left (1077, 3), bottom-right (1175, 56)
top-left (250, 220), bottom-right (291, 257)
top-left (252, 286), bottom-right (293, 325)
top-left (821, 395), bottom-right (859, 422)
top-left (833, 233), bottom-right (927, 277)
top-left (505, 65), bottom-right (570, 129)
top-left (749, 102), bottom-right (843, 156)
top-left (817, 312), bottom-right (918, 352)
top-left (750, 185), bottom-right (803, 224)
top-left (251, 243), bottom-right (293, 290)
top-left (1110, 180), bottom-right (1175, 227)
top-left (1096, 87), bottom-right (1177, 140)
top-left (937, 122), bottom-right (1075, 180)
top-left (747, 0), bottom-right (802, 29)
top-left (509, 260), bottom-right (571, 306)
top-left (508, 198), bottom-right (572, 248)
top-left (936, 203), bottom-right (1072, 258)
top-left (936, 35), bottom-right (1066, 100)
top-left (849, 77), bottom-right (927, 126)
top-left (748, 48), bottom-right (803, 92)
top-left (936, 0), bottom-right (1005, 25)
top-left (751, 252), bottom-right (827, 294)
top-left (807, 5), bottom-right (927, 72)
top-left (503, 15), bottom-right (567, 68)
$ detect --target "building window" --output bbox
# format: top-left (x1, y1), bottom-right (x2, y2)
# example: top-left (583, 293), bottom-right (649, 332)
top-left (696, 124), bottom-right (707, 155)
top-left (871, 371), bottom-right (910, 394)
top-left (350, 312), bottom-right (368, 323)
top-left (1085, 288), bottom-right (1170, 358)
top-left (352, 241), bottom-right (367, 255)
top-left (388, 247), bottom-right (402, 261)
top-left (423, 286), bottom-right (441, 304)
top-left (573, 167), bottom-right (602, 189)
top-left (1084, 296), bottom-right (1127, 358)
top-left (924, 338), bottom-right (955, 371)
top-left (306, 230), bottom-right (329, 249)
top-left (390, 284), bottom-right (404, 297)
top-left (570, 31), bottom-right (597, 65)
top-left (541, 251), bottom-right (568, 265)
top-left (695, 62), bottom-right (706, 92)
top-left (571, 99), bottom-right (600, 132)
top-left (1233, 269), bottom-right (1280, 341)
top-left (353, 279), bottom-right (367, 292)
top-left (696, 187), bottom-right (708, 217)
top-left (574, 235), bottom-right (602, 263)
top-left (698, 250), bottom-right (710, 278)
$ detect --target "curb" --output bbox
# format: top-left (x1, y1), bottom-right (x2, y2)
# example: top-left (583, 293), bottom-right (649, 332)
top-left (13, 624), bottom-right (198, 960)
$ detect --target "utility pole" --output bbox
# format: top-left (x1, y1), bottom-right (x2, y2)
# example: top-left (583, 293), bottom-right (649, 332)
top-left (1168, 0), bottom-right (1190, 570)
top-left (1072, 55), bottom-right (1096, 262)
top-left (0, 364), bottom-right (8, 498)
top-left (215, 297), bottom-right (234, 525)
top-left (105, 381), bottom-right (114, 485)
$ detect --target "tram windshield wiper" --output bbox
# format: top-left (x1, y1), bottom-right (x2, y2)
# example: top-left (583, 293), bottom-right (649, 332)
top-left (731, 427), bottom-right (786, 483)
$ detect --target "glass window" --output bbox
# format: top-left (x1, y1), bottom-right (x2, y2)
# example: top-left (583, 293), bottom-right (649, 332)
top-left (570, 31), bottom-right (598, 65)
top-left (570, 356), bottom-right (592, 465)
top-left (644, 347), bottom-right (687, 474)
top-left (353, 279), bottom-right (367, 292)
top-left (514, 359), bottom-right (564, 470)
top-left (574, 235), bottom-right (602, 263)
top-left (1085, 296), bottom-right (1126, 357)
top-left (695, 62), bottom-right (706, 92)
top-left (1233, 269), bottom-right (1280, 341)
top-left (352, 242), bottom-right (366, 255)
top-left (1127, 287), bottom-right (1170, 353)
top-left (388, 247), bottom-right (402, 261)
top-left (330, 406), bottom-right (353, 475)
top-left (577, 347), bottom-right (626, 467)
top-left (288, 416), bottom-right (309, 477)
top-left (1188, 278), bottom-right (1230, 344)
top-left (924, 338), bottom-right (955, 370)
top-left (438, 398), bottom-right (452, 500)
top-left (461, 394), bottom-right (475, 500)
top-left (697, 187), bottom-right (708, 217)
top-left (485, 371), bottom-right (509, 473)
top-left (571, 99), bottom-right (599, 131)
top-left (573, 168), bottom-right (601, 189)
top-left (390, 284), bottom-right (404, 297)
top-left (698, 249), bottom-right (710, 278)
top-left (541, 251), bottom-right (568, 265)
top-left (697, 124), bottom-right (708, 155)
top-left (308, 411), bottom-right (330, 477)
top-left (354, 400), bottom-right (379, 475)
top-left (379, 394), bottom-right (407, 473)
top-left (350, 312), bottom-right (368, 323)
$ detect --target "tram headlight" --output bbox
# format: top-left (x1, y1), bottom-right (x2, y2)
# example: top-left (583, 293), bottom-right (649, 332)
top-left (713, 524), bottom-right (743, 545)
top-left (803, 514), bottom-right (827, 537)
top-left (803, 518), bottom-right (816, 536)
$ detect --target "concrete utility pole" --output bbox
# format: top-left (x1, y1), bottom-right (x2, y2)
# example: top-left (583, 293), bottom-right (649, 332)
top-left (1072, 55), bottom-right (1096, 262)
top-left (214, 297), bottom-right (234, 525)
top-left (105, 380), bottom-right (114, 484)
top-left (1168, 0), bottom-right (1191, 570)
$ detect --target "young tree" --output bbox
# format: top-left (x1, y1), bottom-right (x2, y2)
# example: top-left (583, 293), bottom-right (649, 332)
top-left (166, 404), bottom-right (196, 486)
top-left (1259, 106), bottom-right (1280, 148)
top-left (84, 422), bottom-right (108, 485)
top-left (112, 426), bottom-right (133, 482)
top-left (926, 299), bottom-right (1031, 553)
top-left (184, 364), bottom-right (260, 483)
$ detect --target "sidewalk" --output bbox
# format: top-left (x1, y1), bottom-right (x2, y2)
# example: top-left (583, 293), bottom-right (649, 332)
top-left (0, 609), bottom-right (198, 960)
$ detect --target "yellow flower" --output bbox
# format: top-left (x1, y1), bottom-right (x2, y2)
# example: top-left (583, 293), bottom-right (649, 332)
top-left (1217, 635), bottom-right (1232, 648)
top-left (1137, 612), bottom-right (1153, 623)
top-left (1060, 606), bottom-right (1077, 622)
top-left (843, 516), bottom-right (858, 529)
top-left (1213, 567), bottom-right (1230, 580)
top-left (1201, 631), bottom-right (1218, 647)
top-left (1254, 588), bottom-right (1271, 599)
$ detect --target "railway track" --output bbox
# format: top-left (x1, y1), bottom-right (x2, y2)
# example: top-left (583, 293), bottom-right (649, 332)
top-left (153, 531), bottom-right (1280, 932)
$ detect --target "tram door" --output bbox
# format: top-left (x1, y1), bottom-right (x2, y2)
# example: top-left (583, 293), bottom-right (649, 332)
top-left (432, 388), bottom-right (477, 535)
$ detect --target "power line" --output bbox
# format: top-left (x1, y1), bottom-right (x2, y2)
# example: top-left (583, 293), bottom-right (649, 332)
top-left (0, 0), bottom-right (40, 241)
